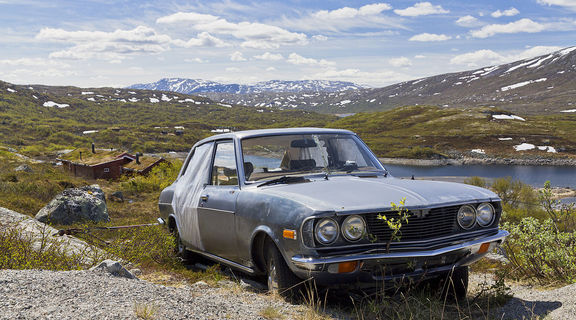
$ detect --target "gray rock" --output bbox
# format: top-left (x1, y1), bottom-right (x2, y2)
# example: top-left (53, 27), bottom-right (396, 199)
top-left (130, 268), bottom-right (142, 276)
top-left (90, 260), bottom-right (137, 279)
top-left (109, 191), bottom-right (124, 202)
top-left (14, 164), bottom-right (32, 172)
top-left (35, 185), bottom-right (109, 225)
top-left (81, 184), bottom-right (106, 203)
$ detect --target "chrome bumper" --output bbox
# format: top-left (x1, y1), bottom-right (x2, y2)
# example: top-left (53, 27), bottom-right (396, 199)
top-left (291, 229), bottom-right (509, 271)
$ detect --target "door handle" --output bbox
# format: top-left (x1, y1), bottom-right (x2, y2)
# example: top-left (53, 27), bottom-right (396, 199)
top-left (200, 195), bottom-right (209, 202)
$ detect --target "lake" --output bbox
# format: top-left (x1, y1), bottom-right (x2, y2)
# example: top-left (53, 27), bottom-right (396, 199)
top-left (384, 164), bottom-right (576, 188)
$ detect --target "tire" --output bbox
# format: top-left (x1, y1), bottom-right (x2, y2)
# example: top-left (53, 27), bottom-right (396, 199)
top-left (173, 227), bottom-right (195, 262)
top-left (443, 266), bottom-right (469, 301)
top-left (265, 241), bottom-right (301, 298)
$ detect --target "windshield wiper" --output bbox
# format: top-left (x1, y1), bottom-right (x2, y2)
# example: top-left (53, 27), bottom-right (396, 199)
top-left (256, 176), bottom-right (308, 188)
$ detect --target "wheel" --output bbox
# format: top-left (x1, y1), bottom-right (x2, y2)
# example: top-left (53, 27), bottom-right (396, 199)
top-left (442, 266), bottom-right (469, 301)
top-left (173, 227), bottom-right (195, 261)
top-left (265, 241), bottom-right (301, 298)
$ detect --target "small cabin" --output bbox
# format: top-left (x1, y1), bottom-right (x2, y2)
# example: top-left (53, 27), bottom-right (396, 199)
top-left (58, 147), bottom-right (165, 179)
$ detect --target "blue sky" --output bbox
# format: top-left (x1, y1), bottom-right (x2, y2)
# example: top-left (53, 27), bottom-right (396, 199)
top-left (1, 0), bottom-right (575, 87)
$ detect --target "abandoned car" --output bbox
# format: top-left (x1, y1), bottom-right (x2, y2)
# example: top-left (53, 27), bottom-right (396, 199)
top-left (158, 128), bottom-right (508, 297)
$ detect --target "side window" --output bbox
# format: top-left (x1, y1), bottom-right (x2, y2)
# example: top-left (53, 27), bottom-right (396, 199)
top-left (211, 141), bottom-right (238, 186)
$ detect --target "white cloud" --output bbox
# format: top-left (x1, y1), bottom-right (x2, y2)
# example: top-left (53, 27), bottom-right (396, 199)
top-left (388, 57), bottom-right (412, 67)
top-left (394, 2), bottom-right (449, 17)
top-left (156, 12), bottom-right (220, 24)
top-left (456, 15), bottom-right (481, 27)
top-left (277, 3), bottom-right (404, 32)
top-left (449, 49), bottom-right (505, 66)
top-left (409, 33), bottom-right (451, 41)
top-left (286, 53), bottom-right (334, 66)
top-left (414, 55), bottom-right (426, 59)
top-left (312, 35), bottom-right (328, 41)
top-left (470, 18), bottom-right (546, 38)
top-left (450, 46), bottom-right (564, 67)
top-left (266, 67), bottom-right (277, 72)
top-left (491, 8), bottom-right (520, 18)
top-left (184, 58), bottom-right (208, 63)
top-left (253, 52), bottom-right (284, 61)
top-left (156, 12), bottom-right (308, 49)
top-left (37, 26), bottom-right (173, 61)
top-left (308, 68), bottom-right (411, 87)
top-left (230, 51), bottom-right (246, 61)
top-left (313, 3), bottom-right (392, 20)
top-left (172, 32), bottom-right (228, 47)
top-left (225, 67), bottom-right (240, 72)
top-left (537, 0), bottom-right (576, 10)
top-left (0, 58), bottom-right (69, 68)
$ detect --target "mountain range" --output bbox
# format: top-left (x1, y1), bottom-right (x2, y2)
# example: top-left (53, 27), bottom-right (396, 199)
top-left (128, 79), bottom-right (364, 94)
top-left (129, 46), bottom-right (576, 115)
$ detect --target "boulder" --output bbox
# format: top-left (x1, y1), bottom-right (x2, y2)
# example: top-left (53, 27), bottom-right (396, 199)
top-left (90, 260), bottom-right (138, 279)
top-left (35, 184), bottom-right (109, 225)
top-left (109, 191), bottom-right (124, 202)
top-left (14, 164), bottom-right (32, 172)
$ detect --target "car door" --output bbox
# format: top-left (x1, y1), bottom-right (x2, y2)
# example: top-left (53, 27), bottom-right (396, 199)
top-left (197, 140), bottom-right (240, 261)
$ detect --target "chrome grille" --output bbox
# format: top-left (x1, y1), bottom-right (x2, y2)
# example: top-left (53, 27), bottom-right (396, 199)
top-left (364, 206), bottom-right (459, 243)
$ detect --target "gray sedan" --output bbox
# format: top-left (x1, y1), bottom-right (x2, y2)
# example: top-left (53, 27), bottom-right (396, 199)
top-left (158, 128), bottom-right (508, 298)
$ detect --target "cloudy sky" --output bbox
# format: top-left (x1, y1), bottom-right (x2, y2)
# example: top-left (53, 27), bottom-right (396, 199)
top-left (1, 0), bottom-right (575, 88)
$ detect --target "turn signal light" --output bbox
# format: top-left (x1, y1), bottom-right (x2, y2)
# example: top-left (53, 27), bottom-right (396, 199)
top-left (337, 261), bottom-right (359, 273)
top-left (478, 242), bottom-right (491, 254)
top-left (283, 229), bottom-right (296, 240)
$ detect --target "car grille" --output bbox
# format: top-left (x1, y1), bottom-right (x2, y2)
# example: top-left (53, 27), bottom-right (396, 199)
top-left (363, 206), bottom-right (459, 243)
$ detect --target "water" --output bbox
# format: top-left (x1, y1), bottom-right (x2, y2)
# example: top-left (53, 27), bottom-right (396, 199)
top-left (384, 164), bottom-right (576, 188)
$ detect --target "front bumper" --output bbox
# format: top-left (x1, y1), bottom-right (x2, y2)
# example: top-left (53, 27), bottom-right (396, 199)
top-left (290, 229), bottom-right (509, 286)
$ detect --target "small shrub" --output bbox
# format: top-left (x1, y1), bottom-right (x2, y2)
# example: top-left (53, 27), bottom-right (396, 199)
top-left (120, 161), bottom-right (181, 194)
top-left (464, 176), bottom-right (487, 188)
top-left (0, 223), bottom-right (85, 270)
top-left (103, 225), bottom-right (178, 268)
top-left (503, 217), bottom-right (576, 284)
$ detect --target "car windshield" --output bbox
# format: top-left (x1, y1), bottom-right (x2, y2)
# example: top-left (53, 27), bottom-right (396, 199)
top-left (241, 133), bottom-right (384, 181)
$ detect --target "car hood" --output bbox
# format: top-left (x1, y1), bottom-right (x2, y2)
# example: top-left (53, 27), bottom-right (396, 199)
top-left (257, 176), bottom-right (498, 213)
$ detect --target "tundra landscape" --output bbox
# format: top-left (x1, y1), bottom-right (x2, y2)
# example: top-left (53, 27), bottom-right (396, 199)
top-left (1, 0), bottom-right (576, 319)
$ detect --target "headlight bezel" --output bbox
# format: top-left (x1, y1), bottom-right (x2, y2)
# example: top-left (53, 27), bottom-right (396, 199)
top-left (314, 218), bottom-right (339, 245)
top-left (476, 202), bottom-right (495, 227)
top-left (457, 205), bottom-right (477, 230)
top-left (341, 215), bottom-right (366, 242)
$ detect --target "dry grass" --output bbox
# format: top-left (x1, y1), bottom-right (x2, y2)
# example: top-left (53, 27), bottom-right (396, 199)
top-left (133, 302), bottom-right (158, 320)
top-left (259, 306), bottom-right (285, 320)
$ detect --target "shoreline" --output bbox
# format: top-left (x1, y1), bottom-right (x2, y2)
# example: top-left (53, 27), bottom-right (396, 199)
top-left (379, 157), bottom-right (576, 167)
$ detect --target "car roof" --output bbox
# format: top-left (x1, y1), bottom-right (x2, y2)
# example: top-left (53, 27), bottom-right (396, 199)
top-left (195, 127), bottom-right (355, 145)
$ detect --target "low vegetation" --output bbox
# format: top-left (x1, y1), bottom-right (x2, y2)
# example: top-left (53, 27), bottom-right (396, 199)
top-left (1, 116), bottom-right (576, 319)
top-left (466, 176), bottom-right (576, 285)
top-left (0, 224), bottom-right (85, 270)
top-left (334, 105), bottom-right (576, 159)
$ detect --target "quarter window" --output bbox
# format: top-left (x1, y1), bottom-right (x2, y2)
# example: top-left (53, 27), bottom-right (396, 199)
top-left (211, 141), bottom-right (238, 186)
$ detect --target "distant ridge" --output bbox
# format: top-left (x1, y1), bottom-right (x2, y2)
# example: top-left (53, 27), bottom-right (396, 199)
top-left (127, 79), bottom-right (365, 94)
top-left (128, 46), bottom-right (576, 115)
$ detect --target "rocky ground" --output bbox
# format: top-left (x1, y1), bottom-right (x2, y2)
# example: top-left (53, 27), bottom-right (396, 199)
top-left (0, 269), bottom-right (306, 320)
top-left (1, 267), bottom-right (575, 319)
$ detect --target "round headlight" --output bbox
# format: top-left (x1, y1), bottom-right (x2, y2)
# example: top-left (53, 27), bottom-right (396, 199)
top-left (476, 203), bottom-right (495, 227)
top-left (457, 205), bottom-right (476, 229)
top-left (342, 215), bottom-right (366, 242)
top-left (315, 218), bottom-right (339, 244)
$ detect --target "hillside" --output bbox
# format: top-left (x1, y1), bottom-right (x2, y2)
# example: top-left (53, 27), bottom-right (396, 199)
top-left (333, 105), bottom-right (576, 159)
top-left (128, 78), bottom-right (365, 94)
top-left (148, 46), bottom-right (576, 115)
top-left (0, 80), bottom-right (333, 154)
